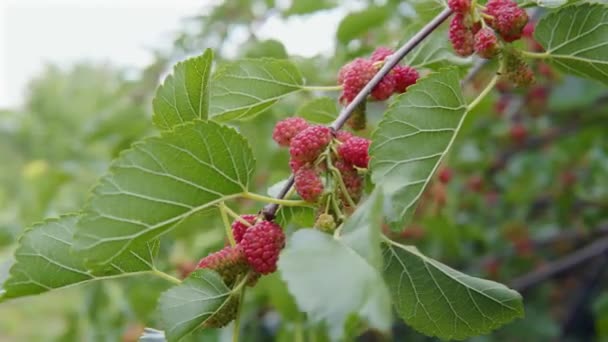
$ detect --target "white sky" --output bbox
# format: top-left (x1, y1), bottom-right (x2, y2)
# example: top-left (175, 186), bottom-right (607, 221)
top-left (0, 0), bottom-right (343, 109)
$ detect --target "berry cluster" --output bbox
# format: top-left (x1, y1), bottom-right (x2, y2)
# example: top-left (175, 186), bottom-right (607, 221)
top-left (273, 117), bottom-right (368, 208)
top-left (448, 0), bottom-right (528, 59)
top-left (338, 47), bottom-right (419, 104)
top-left (272, 116), bottom-right (370, 229)
top-left (196, 216), bottom-right (285, 286)
top-left (492, 20), bottom-right (555, 127)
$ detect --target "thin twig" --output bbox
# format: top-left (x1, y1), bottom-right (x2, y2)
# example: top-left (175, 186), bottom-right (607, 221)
top-left (475, 224), bottom-right (608, 270)
top-left (510, 235), bottom-right (608, 292)
top-left (559, 254), bottom-right (608, 339)
top-left (262, 8), bottom-right (454, 220)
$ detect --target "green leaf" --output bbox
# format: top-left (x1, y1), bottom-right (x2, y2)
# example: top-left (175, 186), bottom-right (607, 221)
top-left (340, 189), bottom-right (384, 268)
top-left (532, 0), bottom-right (568, 8)
top-left (383, 241), bottom-right (524, 340)
top-left (370, 69), bottom-right (466, 229)
top-left (337, 6), bottom-right (389, 44)
top-left (158, 269), bottom-right (233, 341)
top-left (209, 59), bottom-right (303, 121)
top-left (245, 39), bottom-right (288, 59)
top-left (279, 222), bottom-right (391, 339)
top-left (1, 215), bottom-right (157, 301)
top-left (285, 0), bottom-right (336, 16)
top-left (535, 3), bottom-right (608, 85)
top-left (275, 206), bottom-right (315, 228)
top-left (295, 97), bottom-right (337, 124)
top-left (75, 120), bottom-right (255, 268)
top-left (152, 49), bottom-right (213, 130)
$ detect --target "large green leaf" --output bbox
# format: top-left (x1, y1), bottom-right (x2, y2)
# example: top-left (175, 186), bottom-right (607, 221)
top-left (295, 97), bottom-right (337, 124)
top-left (535, 3), bottom-right (608, 85)
top-left (383, 241), bottom-right (524, 340)
top-left (209, 59), bottom-right (303, 121)
top-left (152, 49), bottom-right (213, 130)
top-left (340, 190), bottom-right (384, 268)
top-left (279, 194), bottom-right (390, 339)
top-left (75, 120), bottom-right (255, 268)
top-left (336, 6), bottom-right (389, 44)
top-left (370, 69), bottom-right (466, 229)
top-left (1, 215), bottom-right (158, 301)
top-left (157, 269), bottom-right (233, 341)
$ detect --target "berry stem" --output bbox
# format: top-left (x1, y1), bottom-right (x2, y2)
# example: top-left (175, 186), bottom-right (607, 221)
top-left (520, 50), bottom-right (550, 59)
top-left (243, 191), bottom-right (310, 206)
top-left (328, 164), bottom-right (357, 208)
top-left (220, 202), bottom-right (237, 246)
top-left (231, 273), bottom-right (251, 342)
top-left (330, 195), bottom-right (345, 221)
top-left (467, 61), bottom-right (503, 113)
top-left (150, 269), bottom-right (182, 285)
top-left (223, 204), bottom-right (255, 226)
top-left (262, 8), bottom-right (453, 219)
top-left (302, 85), bottom-right (343, 91)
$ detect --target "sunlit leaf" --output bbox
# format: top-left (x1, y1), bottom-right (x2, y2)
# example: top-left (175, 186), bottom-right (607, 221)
top-left (209, 59), bottom-right (303, 121)
top-left (75, 120), bottom-right (255, 268)
top-left (337, 6), bottom-right (389, 44)
top-left (285, 0), bottom-right (337, 16)
top-left (279, 193), bottom-right (390, 339)
top-left (1, 215), bottom-right (157, 301)
top-left (296, 97), bottom-right (337, 124)
top-left (158, 269), bottom-right (234, 341)
top-left (153, 49), bottom-right (213, 130)
top-left (383, 241), bottom-right (524, 340)
top-left (536, 3), bottom-right (608, 85)
top-left (370, 69), bottom-right (466, 229)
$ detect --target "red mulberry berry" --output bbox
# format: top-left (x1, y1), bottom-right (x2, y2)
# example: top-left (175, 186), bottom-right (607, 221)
top-left (240, 221), bottom-right (285, 275)
top-left (449, 13), bottom-right (475, 56)
top-left (370, 47), bottom-right (394, 62)
top-left (338, 137), bottom-right (371, 168)
top-left (197, 246), bottom-right (250, 286)
top-left (485, 0), bottom-right (528, 42)
top-left (509, 123), bottom-right (527, 143)
top-left (504, 50), bottom-right (535, 87)
top-left (466, 175), bottom-right (484, 193)
top-left (272, 117), bottom-right (310, 147)
top-left (508, 63), bottom-right (535, 87)
top-left (335, 130), bottom-right (353, 143)
top-left (289, 158), bottom-right (307, 172)
top-left (438, 168), bottom-right (453, 184)
top-left (393, 66), bottom-right (419, 93)
top-left (522, 22), bottom-right (543, 52)
top-left (371, 73), bottom-right (396, 101)
top-left (203, 295), bottom-right (239, 328)
top-left (474, 28), bottom-right (500, 59)
top-left (525, 86), bottom-right (549, 116)
top-left (338, 58), bottom-right (376, 104)
top-left (494, 95), bottom-right (509, 115)
top-left (335, 160), bottom-right (363, 204)
top-left (448, 0), bottom-right (470, 13)
top-left (289, 125), bottom-right (332, 163)
top-left (294, 165), bottom-right (324, 202)
top-left (231, 214), bottom-right (257, 243)
top-left (522, 21), bottom-right (535, 38)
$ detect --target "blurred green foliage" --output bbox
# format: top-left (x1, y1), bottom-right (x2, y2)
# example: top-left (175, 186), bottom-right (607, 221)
top-left (0, 1), bottom-right (606, 341)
